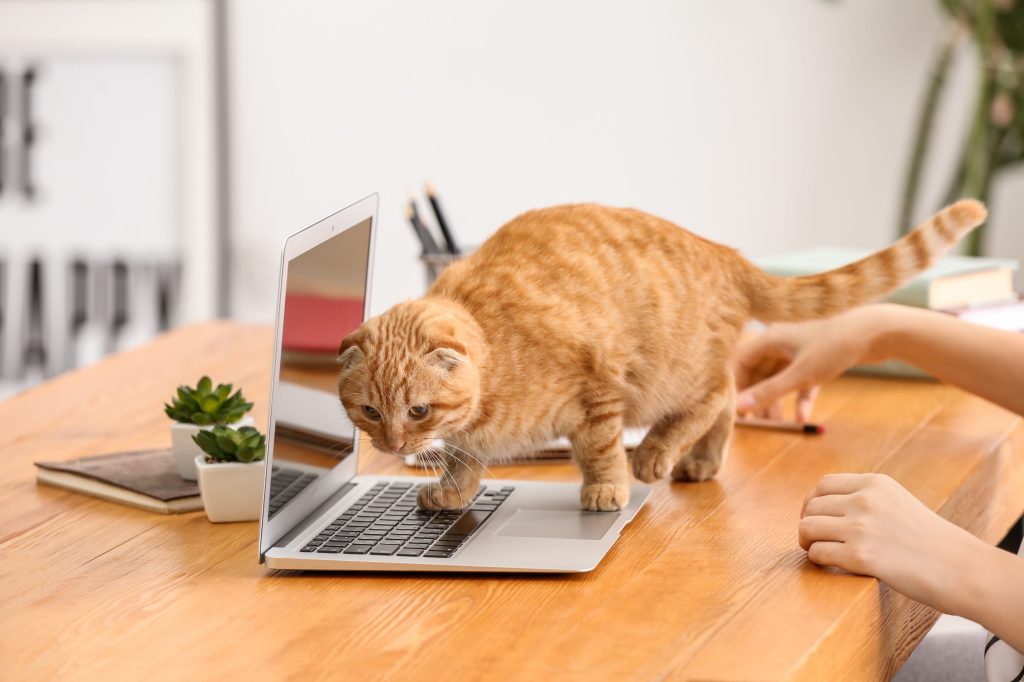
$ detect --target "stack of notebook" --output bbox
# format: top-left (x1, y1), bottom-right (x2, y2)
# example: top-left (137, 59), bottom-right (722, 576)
top-left (35, 449), bottom-right (203, 514)
top-left (757, 247), bottom-right (1021, 377)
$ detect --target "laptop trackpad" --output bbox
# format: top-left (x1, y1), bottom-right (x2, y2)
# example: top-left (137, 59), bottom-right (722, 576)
top-left (495, 509), bottom-right (619, 540)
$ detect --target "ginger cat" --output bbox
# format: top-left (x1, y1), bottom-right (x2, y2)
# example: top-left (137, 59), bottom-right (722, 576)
top-left (338, 200), bottom-right (986, 511)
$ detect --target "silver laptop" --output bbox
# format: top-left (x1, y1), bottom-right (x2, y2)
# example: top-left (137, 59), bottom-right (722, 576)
top-left (260, 194), bottom-right (650, 573)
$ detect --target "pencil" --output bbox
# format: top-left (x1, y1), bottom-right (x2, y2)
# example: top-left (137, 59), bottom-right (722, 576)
top-left (735, 416), bottom-right (825, 435)
top-left (406, 201), bottom-right (440, 255)
top-left (425, 182), bottom-right (460, 255)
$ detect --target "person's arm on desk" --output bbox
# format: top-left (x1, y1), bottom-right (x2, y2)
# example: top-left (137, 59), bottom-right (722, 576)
top-left (734, 303), bottom-right (1024, 419)
top-left (735, 304), bottom-right (1024, 656)
top-left (798, 472), bottom-right (1024, 654)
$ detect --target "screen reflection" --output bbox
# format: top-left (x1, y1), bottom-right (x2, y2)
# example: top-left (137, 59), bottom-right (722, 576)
top-left (267, 218), bottom-right (371, 518)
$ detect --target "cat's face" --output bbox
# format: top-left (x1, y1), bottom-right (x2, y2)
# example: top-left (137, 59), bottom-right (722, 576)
top-left (336, 303), bottom-right (481, 456)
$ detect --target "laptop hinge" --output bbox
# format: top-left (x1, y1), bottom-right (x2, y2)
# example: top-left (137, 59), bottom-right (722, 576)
top-left (263, 480), bottom-right (359, 561)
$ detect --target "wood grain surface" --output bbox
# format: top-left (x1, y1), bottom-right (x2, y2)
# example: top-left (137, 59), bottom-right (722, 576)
top-left (1, 322), bottom-right (1021, 681)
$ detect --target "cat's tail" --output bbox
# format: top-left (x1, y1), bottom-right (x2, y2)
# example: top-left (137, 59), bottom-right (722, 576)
top-left (742, 199), bottom-right (987, 323)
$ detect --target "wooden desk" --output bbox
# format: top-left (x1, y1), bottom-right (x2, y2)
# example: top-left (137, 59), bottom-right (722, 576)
top-left (2, 322), bottom-right (1023, 681)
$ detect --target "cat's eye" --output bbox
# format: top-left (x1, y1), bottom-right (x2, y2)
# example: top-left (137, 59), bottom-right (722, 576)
top-left (408, 404), bottom-right (429, 420)
top-left (362, 405), bottom-right (381, 420)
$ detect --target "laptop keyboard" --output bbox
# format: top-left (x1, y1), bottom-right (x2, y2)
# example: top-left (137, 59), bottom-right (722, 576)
top-left (300, 481), bottom-right (515, 559)
top-left (268, 465), bottom-right (319, 518)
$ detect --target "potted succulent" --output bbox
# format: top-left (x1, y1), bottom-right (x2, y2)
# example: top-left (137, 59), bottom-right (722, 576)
top-left (193, 425), bottom-right (266, 523)
top-left (164, 376), bottom-right (254, 480)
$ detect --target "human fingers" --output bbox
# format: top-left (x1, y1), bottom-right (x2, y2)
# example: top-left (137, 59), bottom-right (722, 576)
top-left (795, 385), bottom-right (820, 423)
top-left (805, 541), bottom-right (849, 569)
top-left (801, 493), bottom-right (851, 519)
top-left (801, 473), bottom-right (869, 516)
top-left (735, 362), bottom-right (809, 415)
top-left (798, 515), bottom-right (848, 550)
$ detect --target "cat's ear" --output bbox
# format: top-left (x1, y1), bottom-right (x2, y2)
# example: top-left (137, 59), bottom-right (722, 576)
top-left (337, 332), bottom-right (365, 371)
top-left (425, 346), bottom-right (466, 372)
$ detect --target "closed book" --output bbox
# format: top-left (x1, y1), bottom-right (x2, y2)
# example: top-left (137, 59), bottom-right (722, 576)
top-left (35, 448), bottom-right (202, 514)
top-left (944, 296), bottom-right (1024, 332)
top-left (756, 247), bottom-right (1018, 310)
top-left (848, 360), bottom-right (933, 381)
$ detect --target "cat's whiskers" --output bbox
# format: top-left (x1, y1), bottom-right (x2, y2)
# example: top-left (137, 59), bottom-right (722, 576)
top-left (430, 449), bottom-right (460, 492)
top-left (422, 450), bottom-right (450, 499)
top-left (441, 441), bottom-right (496, 481)
top-left (421, 449), bottom-right (442, 487)
top-left (450, 421), bottom-right (516, 467)
top-left (425, 448), bottom-right (466, 506)
top-left (420, 448), bottom-right (442, 478)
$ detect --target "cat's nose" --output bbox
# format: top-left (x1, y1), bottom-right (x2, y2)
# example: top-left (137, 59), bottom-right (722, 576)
top-left (385, 435), bottom-right (406, 451)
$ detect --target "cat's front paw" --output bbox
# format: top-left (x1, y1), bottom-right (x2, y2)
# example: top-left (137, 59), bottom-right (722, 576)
top-left (580, 483), bottom-right (629, 512)
top-left (417, 482), bottom-right (471, 510)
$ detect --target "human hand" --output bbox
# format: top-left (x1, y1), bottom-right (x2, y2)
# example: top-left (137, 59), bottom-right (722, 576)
top-left (734, 306), bottom-right (890, 422)
top-left (798, 472), bottom-right (984, 614)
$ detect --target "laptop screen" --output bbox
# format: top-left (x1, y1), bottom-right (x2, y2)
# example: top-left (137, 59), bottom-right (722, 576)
top-left (260, 197), bottom-right (376, 559)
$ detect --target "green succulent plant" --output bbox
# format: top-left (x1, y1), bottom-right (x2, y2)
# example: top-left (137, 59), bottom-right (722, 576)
top-left (193, 425), bottom-right (266, 463)
top-left (164, 376), bottom-right (253, 426)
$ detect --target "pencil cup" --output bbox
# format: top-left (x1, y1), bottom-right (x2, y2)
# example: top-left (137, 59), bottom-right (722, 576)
top-left (419, 250), bottom-right (473, 289)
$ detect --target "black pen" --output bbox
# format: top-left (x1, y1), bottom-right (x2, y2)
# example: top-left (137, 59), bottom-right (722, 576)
top-left (735, 416), bottom-right (825, 435)
top-left (406, 199), bottom-right (440, 255)
top-left (425, 182), bottom-right (460, 255)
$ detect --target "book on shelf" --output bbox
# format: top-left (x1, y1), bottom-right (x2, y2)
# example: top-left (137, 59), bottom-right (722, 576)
top-left (35, 448), bottom-right (202, 514)
top-left (943, 296), bottom-right (1024, 332)
top-left (756, 247), bottom-right (1018, 310)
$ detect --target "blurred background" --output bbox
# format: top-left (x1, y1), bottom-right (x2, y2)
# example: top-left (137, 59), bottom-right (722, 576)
top-left (1, 0), bottom-right (1022, 397)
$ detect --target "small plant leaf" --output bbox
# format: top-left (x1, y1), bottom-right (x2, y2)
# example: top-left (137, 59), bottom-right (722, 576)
top-left (190, 424), bottom-right (266, 463)
top-left (168, 377), bottom-right (252, 426)
top-left (192, 430), bottom-right (217, 455)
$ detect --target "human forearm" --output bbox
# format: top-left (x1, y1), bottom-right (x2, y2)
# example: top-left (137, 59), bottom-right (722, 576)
top-left (951, 539), bottom-right (1024, 654)
top-left (801, 474), bottom-right (1024, 653)
top-left (869, 304), bottom-right (1024, 416)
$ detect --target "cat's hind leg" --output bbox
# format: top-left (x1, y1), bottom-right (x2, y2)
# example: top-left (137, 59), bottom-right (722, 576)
top-left (671, 386), bottom-right (734, 482)
top-left (632, 381), bottom-right (730, 483)
top-left (572, 394), bottom-right (631, 511)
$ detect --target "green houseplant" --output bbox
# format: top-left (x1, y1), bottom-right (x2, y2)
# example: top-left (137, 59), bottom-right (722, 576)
top-left (822, 0), bottom-right (1023, 253)
top-left (193, 425), bottom-right (267, 523)
top-left (164, 376), bottom-right (253, 425)
top-left (165, 376), bottom-right (255, 480)
top-left (898, 0), bottom-right (1024, 255)
top-left (193, 425), bottom-right (266, 463)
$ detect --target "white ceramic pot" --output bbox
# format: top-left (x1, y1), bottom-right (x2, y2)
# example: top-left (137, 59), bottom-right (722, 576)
top-left (170, 415), bottom-right (255, 480)
top-left (194, 454), bottom-right (266, 523)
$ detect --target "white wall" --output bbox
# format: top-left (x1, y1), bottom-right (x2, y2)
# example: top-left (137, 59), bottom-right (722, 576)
top-left (228, 0), bottom-right (1014, 322)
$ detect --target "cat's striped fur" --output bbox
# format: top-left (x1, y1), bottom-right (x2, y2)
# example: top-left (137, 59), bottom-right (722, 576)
top-left (338, 200), bottom-right (986, 511)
